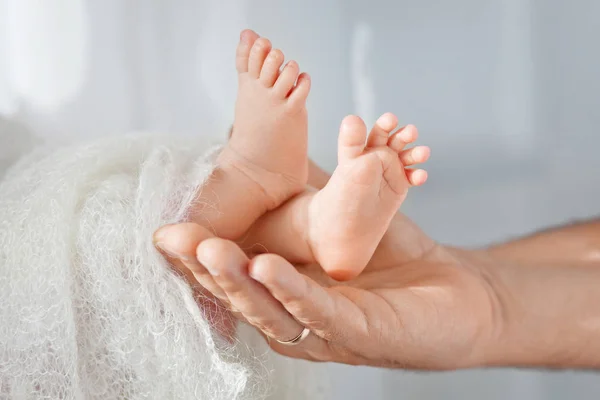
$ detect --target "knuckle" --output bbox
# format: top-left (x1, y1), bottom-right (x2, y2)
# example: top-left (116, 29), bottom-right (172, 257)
top-left (248, 316), bottom-right (283, 338)
top-left (252, 255), bottom-right (281, 284)
top-left (218, 264), bottom-right (239, 281)
top-left (301, 314), bottom-right (331, 334)
top-left (319, 326), bottom-right (346, 344)
top-left (279, 277), bottom-right (309, 306)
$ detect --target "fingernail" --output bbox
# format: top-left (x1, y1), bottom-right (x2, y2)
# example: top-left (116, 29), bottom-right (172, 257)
top-left (228, 305), bottom-right (240, 313)
top-left (155, 242), bottom-right (190, 262)
top-left (196, 249), bottom-right (220, 277)
top-left (153, 224), bottom-right (173, 242)
top-left (248, 267), bottom-right (263, 283)
top-left (248, 259), bottom-right (264, 282)
top-left (203, 263), bottom-right (219, 277)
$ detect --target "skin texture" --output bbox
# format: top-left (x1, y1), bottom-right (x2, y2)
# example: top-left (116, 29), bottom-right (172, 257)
top-left (242, 115), bottom-right (430, 281)
top-left (155, 28), bottom-right (600, 371)
top-left (224, 30), bottom-right (311, 210)
top-left (155, 161), bottom-right (600, 370)
top-left (187, 29), bottom-right (311, 242)
top-left (486, 219), bottom-right (600, 267)
top-left (190, 30), bottom-right (430, 283)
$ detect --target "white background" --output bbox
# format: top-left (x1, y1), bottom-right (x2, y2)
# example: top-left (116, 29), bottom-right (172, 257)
top-left (1, 0), bottom-right (599, 398)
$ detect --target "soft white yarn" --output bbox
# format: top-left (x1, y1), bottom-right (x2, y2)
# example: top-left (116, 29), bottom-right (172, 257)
top-left (0, 132), bottom-right (329, 399)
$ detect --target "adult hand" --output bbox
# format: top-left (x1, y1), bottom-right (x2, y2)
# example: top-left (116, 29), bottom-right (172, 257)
top-left (154, 216), bottom-right (503, 370)
top-left (155, 158), bottom-right (600, 370)
top-left (152, 159), bottom-right (336, 340)
top-left (153, 157), bottom-right (504, 369)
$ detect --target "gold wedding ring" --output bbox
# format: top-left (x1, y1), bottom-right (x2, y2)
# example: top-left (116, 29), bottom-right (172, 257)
top-left (275, 327), bottom-right (311, 346)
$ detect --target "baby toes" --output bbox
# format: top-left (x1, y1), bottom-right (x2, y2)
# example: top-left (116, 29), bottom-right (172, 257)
top-left (337, 115), bottom-right (368, 163)
top-left (248, 38), bottom-right (272, 78)
top-left (236, 29), bottom-right (260, 74)
top-left (399, 146), bottom-right (430, 166)
top-left (405, 168), bottom-right (428, 186)
top-left (259, 49), bottom-right (285, 87)
top-left (287, 72), bottom-right (311, 109)
top-left (387, 124), bottom-right (418, 153)
top-left (273, 60), bottom-right (300, 98)
top-left (367, 113), bottom-right (399, 148)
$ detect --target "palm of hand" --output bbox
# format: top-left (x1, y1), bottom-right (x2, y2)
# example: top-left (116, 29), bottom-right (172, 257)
top-left (157, 211), bottom-right (500, 370)
top-left (294, 240), bottom-right (498, 370)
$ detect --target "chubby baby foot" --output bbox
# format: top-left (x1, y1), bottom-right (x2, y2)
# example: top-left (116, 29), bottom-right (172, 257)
top-left (188, 30), bottom-right (311, 240)
top-left (219, 29), bottom-right (311, 210)
top-left (308, 114), bottom-right (429, 280)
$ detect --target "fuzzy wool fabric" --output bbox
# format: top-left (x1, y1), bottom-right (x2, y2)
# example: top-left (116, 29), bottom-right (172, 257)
top-left (0, 131), bottom-right (329, 399)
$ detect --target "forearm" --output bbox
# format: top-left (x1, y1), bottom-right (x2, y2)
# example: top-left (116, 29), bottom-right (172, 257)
top-left (487, 218), bottom-right (600, 267)
top-left (306, 159), bottom-right (600, 369)
top-left (474, 250), bottom-right (600, 369)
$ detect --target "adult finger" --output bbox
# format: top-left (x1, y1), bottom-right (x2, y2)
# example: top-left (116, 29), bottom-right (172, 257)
top-left (196, 238), bottom-right (333, 360)
top-left (153, 223), bottom-right (238, 339)
top-left (248, 253), bottom-right (368, 361)
top-left (154, 223), bottom-right (229, 306)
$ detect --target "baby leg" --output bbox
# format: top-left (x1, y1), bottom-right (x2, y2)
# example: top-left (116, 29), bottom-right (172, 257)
top-left (191, 30), bottom-right (312, 240)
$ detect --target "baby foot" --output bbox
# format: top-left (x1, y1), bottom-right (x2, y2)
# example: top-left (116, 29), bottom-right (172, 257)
top-left (308, 114), bottom-right (429, 280)
top-left (219, 29), bottom-right (311, 210)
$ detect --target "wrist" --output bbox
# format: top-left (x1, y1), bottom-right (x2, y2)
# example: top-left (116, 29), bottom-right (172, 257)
top-left (481, 257), bottom-right (600, 369)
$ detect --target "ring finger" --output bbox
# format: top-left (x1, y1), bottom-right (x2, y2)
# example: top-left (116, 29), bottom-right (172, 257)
top-left (196, 237), bottom-right (331, 359)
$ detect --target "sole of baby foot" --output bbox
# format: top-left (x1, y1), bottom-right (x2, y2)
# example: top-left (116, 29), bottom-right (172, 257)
top-left (308, 114), bottom-right (427, 281)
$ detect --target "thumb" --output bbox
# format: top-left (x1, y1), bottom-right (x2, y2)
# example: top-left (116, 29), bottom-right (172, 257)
top-left (248, 254), bottom-right (366, 346)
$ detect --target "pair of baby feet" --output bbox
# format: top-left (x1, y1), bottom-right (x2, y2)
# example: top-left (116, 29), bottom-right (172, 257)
top-left (216, 29), bottom-right (430, 280)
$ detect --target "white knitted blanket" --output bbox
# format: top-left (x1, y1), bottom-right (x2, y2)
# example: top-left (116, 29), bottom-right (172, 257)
top-left (0, 130), bottom-right (329, 399)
